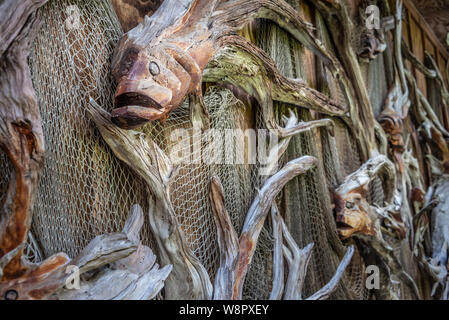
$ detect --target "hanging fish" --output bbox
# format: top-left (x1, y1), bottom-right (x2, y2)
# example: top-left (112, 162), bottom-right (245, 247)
top-left (110, 0), bottom-right (348, 129)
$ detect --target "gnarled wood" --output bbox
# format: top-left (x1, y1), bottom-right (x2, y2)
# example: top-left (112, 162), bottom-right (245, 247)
top-left (0, 0), bottom-right (74, 300)
top-left (208, 156), bottom-right (318, 300)
top-left (209, 176), bottom-right (239, 300)
top-left (110, 0), bottom-right (350, 129)
top-left (233, 156), bottom-right (317, 299)
top-left (88, 98), bottom-right (212, 300)
top-left (54, 205), bottom-right (172, 300)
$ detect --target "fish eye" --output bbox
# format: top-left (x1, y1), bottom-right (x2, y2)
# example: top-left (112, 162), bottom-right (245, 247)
top-left (149, 61), bottom-right (160, 76)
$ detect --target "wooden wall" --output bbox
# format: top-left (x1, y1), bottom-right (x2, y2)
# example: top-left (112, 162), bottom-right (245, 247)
top-left (401, 0), bottom-right (449, 127)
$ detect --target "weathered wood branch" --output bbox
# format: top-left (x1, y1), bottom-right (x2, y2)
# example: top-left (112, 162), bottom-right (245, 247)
top-left (355, 234), bottom-right (422, 299)
top-left (211, 0), bottom-right (347, 77)
top-left (54, 205), bottom-right (172, 300)
top-left (204, 36), bottom-right (348, 139)
top-left (232, 156), bottom-right (317, 299)
top-left (281, 222), bottom-right (314, 300)
top-left (278, 211), bottom-right (354, 300)
top-left (88, 99), bottom-right (212, 299)
top-left (208, 156), bottom-right (317, 300)
top-left (402, 42), bottom-right (437, 79)
top-left (336, 155), bottom-right (396, 204)
top-left (306, 245), bottom-right (354, 300)
top-left (426, 177), bottom-right (449, 299)
top-left (110, 0), bottom-right (353, 130)
top-left (269, 204), bottom-right (284, 300)
top-left (312, 0), bottom-right (380, 158)
top-left (111, 0), bottom-right (164, 32)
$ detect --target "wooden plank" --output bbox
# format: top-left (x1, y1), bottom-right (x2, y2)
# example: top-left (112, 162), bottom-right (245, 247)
top-left (437, 52), bottom-right (448, 88)
top-left (403, 0), bottom-right (449, 61)
top-left (401, 10), bottom-right (413, 72)
top-left (409, 16), bottom-right (427, 97)
top-left (299, 1), bottom-right (316, 90)
top-left (424, 36), bottom-right (436, 59)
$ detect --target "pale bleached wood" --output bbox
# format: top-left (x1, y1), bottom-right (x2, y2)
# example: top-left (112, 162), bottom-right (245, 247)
top-left (428, 176), bottom-right (449, 299)
top-left (306, 245), bottom-right (355, 300)
top-left (275, 212), bottom-right (354, 300)
top-left (281, 222), bottom-right (314, 300)
top-left (111, 0), bottom-right (351, 129)
top-left (209, 176), bottom-right (239, 300)
top-left (336, 155), bottom-right (396, 204)
top-left (88, 99), bottom-right (212, 300)
top-left (232, 156), bottom-right (317, 299)
top-left (312, 0), bottom-right (381, 159)
top-left (269, 204), bottom-right (284, 300)
top-left (55, 204), bottom-right (172, 300)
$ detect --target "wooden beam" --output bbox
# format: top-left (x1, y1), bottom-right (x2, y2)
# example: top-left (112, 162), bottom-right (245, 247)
top-left (403, 0), bottom-right (449, 60)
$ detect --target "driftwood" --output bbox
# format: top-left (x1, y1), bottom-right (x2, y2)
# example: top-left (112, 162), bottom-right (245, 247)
top-left (1, 0), bottom-right (449, 301)
top-left (88, 99), bottom-right (212, 300)
top-left (99, 0), bottom-right (449, 300)
top-left (278, 209), bottom-right (355, 300)
top-left (334, 154), bottom-right (409, 241)
top-left (269, 205), bottom-right (284, 300)
top-left (111, 0), bottom-right (164, 32)
top-left (209, 176), bottom-right (239, 300)
top-left (425, 177), bottom-right (449, 299)
top-left (109, 0), bottom-right (349, 129)
top-left (210, 170), bottom-right (354, 300)
top-left (54, 205), bottom-right (172, 300)
top-left (209, 156), bottom-right (318, 299)
top-left (332, 154), bottom-right (422, 298)
top-left (0, 0), bottom-right (73, 300)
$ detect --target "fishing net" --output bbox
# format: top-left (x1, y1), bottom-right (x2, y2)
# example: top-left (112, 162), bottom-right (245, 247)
top-left (0, 0), bottom-right (389, 300)
top-left (23, 0), bottom-right (257, 291)
top-left (140, 86), bottom-right (257, 280)
top-left (27, 0), bottom-right (156, 261)
top-left (251, 16), bottom-right (355, 299)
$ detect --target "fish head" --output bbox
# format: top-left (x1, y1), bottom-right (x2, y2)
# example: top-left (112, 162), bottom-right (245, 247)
top-left (111, 39), bottom-right (183, 129)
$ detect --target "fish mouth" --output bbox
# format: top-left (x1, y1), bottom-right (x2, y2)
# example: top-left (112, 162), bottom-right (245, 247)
top-left (115, 92), bottom-right (164, 110)
top-left (112, 92), bottom-right (166, 129)
top-left (336, 221), bottom-right (354, 230)
top-left (111, 105), bottom-right (165, 129)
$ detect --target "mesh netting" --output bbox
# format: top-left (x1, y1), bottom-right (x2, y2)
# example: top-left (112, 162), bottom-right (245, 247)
top-left (23, 0), bottom-right (260, 291)
top-left (0, 0), bottom-right (389, 300)
top-left (140, 86), bottom-right (258, 279)
top-left (321, 119), bottom-right (371, 300)
top-left (0, 152), bottom-right (11, 214)
top-left (28, 0), bottom-right (155, 259)
top-left (252, 17), bottom-right (352, 299)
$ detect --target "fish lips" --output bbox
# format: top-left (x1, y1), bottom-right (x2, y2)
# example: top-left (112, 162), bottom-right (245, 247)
top-left (112, 82), bottom-right (172, 129)
top-left (111, 105), bottom-right (166, 129)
